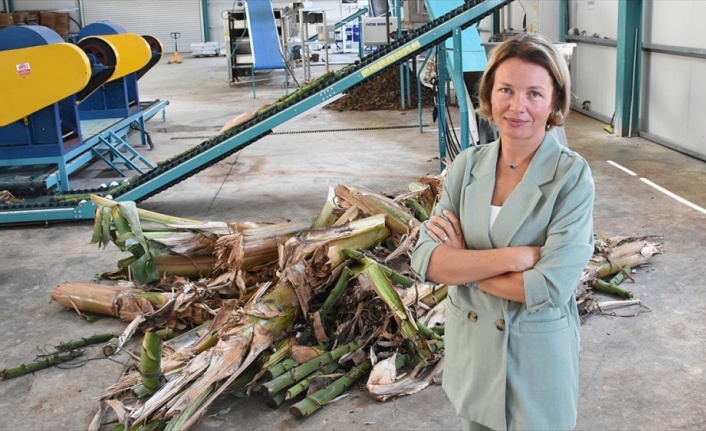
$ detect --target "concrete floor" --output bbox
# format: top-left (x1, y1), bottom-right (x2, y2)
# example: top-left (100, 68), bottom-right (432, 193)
top-left (1, 54), bottom-right (705, 431)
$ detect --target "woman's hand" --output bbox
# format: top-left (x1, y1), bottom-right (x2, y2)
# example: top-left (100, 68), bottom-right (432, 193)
top-left (425, 210), bottom-right (466, 249)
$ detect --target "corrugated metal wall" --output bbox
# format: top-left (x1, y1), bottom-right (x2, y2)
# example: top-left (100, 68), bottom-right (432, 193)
top-left (82, 0), bottom-right (203, 53)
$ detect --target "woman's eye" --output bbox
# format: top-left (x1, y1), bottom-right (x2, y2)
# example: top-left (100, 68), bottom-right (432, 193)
top-left (530, 91), bottom-right (542, 98)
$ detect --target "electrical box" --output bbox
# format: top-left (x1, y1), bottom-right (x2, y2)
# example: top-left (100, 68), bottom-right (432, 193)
top-left (362, 17), bottom-right (399, 45)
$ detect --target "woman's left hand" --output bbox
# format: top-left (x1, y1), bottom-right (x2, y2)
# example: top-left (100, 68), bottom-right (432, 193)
top-left (425, 210), bottom-right (465, 249)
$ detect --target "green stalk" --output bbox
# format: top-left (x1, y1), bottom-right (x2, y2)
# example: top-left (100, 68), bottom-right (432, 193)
top-left (405, 198), bottom-right (429, 222)
top-left (609, 265), bottom-right (631, 285)
top-left (592, 279), bottom-right (634, 299)
top-left (289, 359), bottom-right (372, 417)
top-left (260, 339), bottom-right (364, 397)
top-left (265, 358), bottom-right (299, 380)
top-left (361, 263), bottom-right (434, 362)
top-left (1, 350), bottom-right (84, 380)
top-left (318, 267), bottom-right (355, 319)
top-left (415, 320), bottom-right (443, 341)
top-left (54, 333), bottom-right (116, 352)
top-left (155, 328), bottom-right (175, 341)
top-left (285, 361), bottom-right (339, 401)
top-left (140, 331), bottom-right (162, 394)
top-left (264, 391), bottom-right (286, 409)
top-left (342, 249), bottom-right (414, 288)
top-left (91, 195), bottom-right (202, 226)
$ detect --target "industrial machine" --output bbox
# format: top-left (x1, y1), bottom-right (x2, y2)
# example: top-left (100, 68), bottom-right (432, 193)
top-left (0, 0), bottom-right (514, 225)
top-left (0, 23), bottom-right (167, 194)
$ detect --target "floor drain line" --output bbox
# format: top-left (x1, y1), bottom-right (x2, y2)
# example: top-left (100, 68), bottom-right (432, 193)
top-left (170, 124), bottom-right (429, 140)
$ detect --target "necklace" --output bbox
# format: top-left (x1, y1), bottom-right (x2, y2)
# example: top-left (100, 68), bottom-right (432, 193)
top-left (500, 148), bottom-right (533, 170)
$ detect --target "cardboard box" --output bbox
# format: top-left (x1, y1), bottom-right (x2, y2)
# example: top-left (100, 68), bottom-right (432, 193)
top-left (12, 12), bottom-right (28, 24)
top-left (25, 11), bottom-right (40, 25)
top-left (0, 13), bottom-right (14, 27)
top-left (54, 12), bottom-right (69, 25)
top-left (40, 11), bottom-right (56, 28)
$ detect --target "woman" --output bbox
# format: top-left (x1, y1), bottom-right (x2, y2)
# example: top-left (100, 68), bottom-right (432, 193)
top-left (411, 33), bottom-right (595, 430)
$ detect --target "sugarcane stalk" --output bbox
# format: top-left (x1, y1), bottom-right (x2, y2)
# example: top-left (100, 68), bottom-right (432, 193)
top-left (50, 282), bottom-right (139, 317)
top-left (1, 350), bottom-right (84, 380)
top-left (609, 265), bottom-right (632, 285)
top-left (140, 331), bottom-right (162, 395)
top-left (50, 282), bottom-right (172, 319)
top-left (361, 263), bottom-right (434, 362)
top-left (259, 339), bottom-right (364, 397)
top-left (311, 187), bottom-right (338, 230)
top-left (54, 333), bottom-right (116, 352)
top-left (265, 358), bottom-right (299, 380)
top-left (334, 184), bottom-right (416, 235)
top-left (103, 337), bottom-right (119, 356)
top-left (415, 320), bottom-right (443, 341)
top-left (289, 359), bottom-right (373, 417)
top-left (264, 391), bottom-right (286, 409)
top-left (419, 284), bottom-right (448, 307)
top-left (155, 328), bottom-right (175, 341)
top-left (404, 198), bottom-right (429, 222)
top-left (342, 249), bottom-right (414, 288)
top-left (285, 361), bottom-right (339, 401)
top-left (318, 267), bottom-right (355, 319)
top-left (592, 279), bottom-right (634, 299)
top-left (91, 195), bottom-right (201, 226)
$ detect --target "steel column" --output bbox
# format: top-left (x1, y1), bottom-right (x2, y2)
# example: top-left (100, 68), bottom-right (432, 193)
top-left (614, 0), bottom-right (643, 137)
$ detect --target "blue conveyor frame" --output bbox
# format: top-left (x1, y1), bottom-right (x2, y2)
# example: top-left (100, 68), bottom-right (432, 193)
top-left (0, 0), bottom-right (512, 225)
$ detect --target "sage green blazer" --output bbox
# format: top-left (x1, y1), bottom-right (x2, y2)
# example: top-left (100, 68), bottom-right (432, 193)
top-left (411, 133), bottom-right (594, 430)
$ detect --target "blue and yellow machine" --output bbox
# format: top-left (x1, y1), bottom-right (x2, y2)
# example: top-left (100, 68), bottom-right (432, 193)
top-left (0, 23), bottom-right (166, 193)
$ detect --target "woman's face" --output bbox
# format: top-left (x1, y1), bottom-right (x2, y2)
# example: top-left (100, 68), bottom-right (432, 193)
top-left (491, 57), bottom-right (555, 145)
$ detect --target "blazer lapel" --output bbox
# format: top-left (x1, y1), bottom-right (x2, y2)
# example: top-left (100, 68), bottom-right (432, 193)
top-left (461, 141), bottom-right (499, 250)
top-left (490, 134), bottom-right (562, 248)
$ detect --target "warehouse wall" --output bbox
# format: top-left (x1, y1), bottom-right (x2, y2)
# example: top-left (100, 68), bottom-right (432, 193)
top-left (642, 1), bottom-right (706, 159)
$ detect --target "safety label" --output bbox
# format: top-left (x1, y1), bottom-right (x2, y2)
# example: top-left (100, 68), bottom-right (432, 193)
top-left (17, 63), bottom-right (31, 76)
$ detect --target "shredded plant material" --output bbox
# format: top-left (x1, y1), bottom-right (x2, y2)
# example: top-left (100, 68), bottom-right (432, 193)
top-left (40, 175), bottom-right (662, 430)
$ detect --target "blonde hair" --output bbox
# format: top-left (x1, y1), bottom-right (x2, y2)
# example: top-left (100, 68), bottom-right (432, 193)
top-left (477, 33), bottom-right (571, 130)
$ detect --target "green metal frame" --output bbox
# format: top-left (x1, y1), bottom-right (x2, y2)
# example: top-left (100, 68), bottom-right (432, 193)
top-left (615, 0), bottom-right (643, 137)
top-left (201, 0), bottom-right (210, 42)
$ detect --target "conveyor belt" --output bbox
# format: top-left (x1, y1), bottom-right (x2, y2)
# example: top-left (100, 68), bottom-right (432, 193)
top-left (0, 0), bottom-right (513, 225)
top-left (246, 0), bottom-right (286, 70)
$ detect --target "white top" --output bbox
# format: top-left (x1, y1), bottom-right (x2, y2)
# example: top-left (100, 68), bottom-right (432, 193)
top-left (490, 205), bottom-right (502, 229)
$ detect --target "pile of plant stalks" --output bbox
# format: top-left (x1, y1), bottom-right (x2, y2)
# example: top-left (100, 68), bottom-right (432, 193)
top-left (46, 178), bottom-right (663, 430)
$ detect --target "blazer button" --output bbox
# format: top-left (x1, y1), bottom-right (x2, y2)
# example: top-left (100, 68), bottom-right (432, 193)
top-left (495, 319), bottom-right (505, 331)
top-left (467, 311), bottom-right (478, 322)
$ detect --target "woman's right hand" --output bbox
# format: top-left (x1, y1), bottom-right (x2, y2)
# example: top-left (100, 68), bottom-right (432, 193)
top-left (511, 246), bottom-right (542, 272)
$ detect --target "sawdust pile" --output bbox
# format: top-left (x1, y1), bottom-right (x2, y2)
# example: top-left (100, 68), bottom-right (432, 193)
top-left (326, 67), bottom-right (436, 111)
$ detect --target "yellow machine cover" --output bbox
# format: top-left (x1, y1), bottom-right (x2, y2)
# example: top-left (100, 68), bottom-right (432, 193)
top-left (0, 43), bottom-right (91, 127)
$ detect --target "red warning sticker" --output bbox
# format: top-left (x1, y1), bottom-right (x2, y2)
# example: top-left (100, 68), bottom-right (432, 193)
top-left (17, 63), bottom-right (31, 76)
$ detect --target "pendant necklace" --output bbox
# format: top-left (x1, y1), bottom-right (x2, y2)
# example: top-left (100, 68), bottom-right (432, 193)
top-left (500, 148), bottom-right (533, 170)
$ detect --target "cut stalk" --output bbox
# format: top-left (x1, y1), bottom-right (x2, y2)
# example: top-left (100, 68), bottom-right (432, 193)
top-left (592, 279), bottom-right (634, 299)
top-left (1, 350), bottom-right (84, 380)
top-left (342, 249), bottom-right (414, 288)
top-left (140, 331), bottom-right (162, 394)
top-left (259, 339), bottom-right (364, 397)
top-left (285, 361), bottom-right (339, 401)
top-left (54, 333), bottom-right (116, 352)
top-left (360, 263), bottom-right (434, 362)
top-left (289, 359), bottom-right (372, 417)
top-left (334, 184), bottom-right (416, 235)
